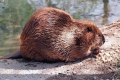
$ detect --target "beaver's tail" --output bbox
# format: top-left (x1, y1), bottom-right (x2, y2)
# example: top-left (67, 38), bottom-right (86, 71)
top-left (0, 50), bottom-right (22, 59)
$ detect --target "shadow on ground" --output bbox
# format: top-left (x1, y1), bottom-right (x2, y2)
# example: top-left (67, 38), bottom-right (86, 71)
top-left (46, 72), bottom-right (120, 80)
top-left (0, 72), bottom-right (119, 80)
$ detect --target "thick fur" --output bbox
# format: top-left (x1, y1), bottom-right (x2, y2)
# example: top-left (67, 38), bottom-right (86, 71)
top-left (2, 7), bottom-right (105, 62)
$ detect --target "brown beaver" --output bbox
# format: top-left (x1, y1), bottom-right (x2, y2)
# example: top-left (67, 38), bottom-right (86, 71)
top-left (1, 7), bottom-right (105, 62)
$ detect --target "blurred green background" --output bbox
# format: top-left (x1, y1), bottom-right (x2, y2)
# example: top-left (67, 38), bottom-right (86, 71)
top-left (0, 0), bottom-right (120, 56)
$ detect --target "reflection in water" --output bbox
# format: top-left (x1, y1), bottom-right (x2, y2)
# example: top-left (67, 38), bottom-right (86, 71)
top-left (0, 0), bottom-right (120, 56)
top-left (0, 0), bottom-right (34, 56)
top-left (102, 0), bottom-right (110, 25)
top-left (28, 0), bottom-right (98, 20)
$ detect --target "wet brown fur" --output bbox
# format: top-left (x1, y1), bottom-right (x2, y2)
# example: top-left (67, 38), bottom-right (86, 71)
top-left (19, 7), bottom-right (105, 62)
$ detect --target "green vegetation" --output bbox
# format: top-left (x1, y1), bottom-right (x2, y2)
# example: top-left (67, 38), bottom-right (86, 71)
top-left (0, 0), bottom-right (34, 55)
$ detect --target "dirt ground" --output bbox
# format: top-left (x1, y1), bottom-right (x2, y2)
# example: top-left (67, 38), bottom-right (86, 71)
top-left (0, 20), bottom-right (120, 80)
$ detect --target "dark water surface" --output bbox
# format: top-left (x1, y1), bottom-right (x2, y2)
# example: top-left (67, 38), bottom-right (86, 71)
top-left (0, 0), bottom-right (120, 56)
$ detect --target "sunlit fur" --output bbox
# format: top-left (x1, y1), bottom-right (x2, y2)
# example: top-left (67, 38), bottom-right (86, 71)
top-left (20, 7), bottom-right (105, 62)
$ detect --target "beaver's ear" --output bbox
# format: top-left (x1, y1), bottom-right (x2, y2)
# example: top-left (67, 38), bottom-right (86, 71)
top-left (87, 26), bottom-right (92, 32)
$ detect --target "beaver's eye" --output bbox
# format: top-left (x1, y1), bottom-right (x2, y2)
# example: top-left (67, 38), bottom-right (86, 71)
top-left (87, 27), bottom-right (92, 32)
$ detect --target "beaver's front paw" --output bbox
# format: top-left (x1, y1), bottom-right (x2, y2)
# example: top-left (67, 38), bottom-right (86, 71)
top-left (91, 48), bottom-right (100, 55)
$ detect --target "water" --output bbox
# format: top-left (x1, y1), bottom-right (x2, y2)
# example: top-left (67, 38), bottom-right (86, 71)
top-left (0, 0), bottom-right (120, 56)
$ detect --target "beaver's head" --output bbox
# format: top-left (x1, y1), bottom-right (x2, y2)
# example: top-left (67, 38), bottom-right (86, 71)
top-left (74, 20), bottom-right (105, 55)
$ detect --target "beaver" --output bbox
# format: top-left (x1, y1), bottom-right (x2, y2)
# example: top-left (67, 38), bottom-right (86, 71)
top-left (1, 7), bottom-right (105, 62)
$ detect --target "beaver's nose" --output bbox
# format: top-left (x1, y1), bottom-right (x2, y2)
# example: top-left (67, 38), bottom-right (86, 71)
top-left (102, 35), bottom-right (105, 43)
